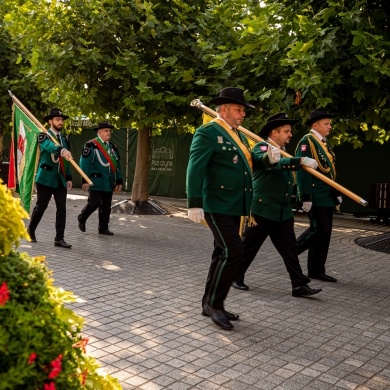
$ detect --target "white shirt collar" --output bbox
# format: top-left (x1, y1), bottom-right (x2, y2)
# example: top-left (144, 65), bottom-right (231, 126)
top-left (310, 129), bottom-right (325, 141)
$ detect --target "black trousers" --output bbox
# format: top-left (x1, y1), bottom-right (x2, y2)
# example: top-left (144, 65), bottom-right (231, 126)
top-left (238, 216), bottom-right (310, 288)
top-left (296, 206), bottom-right (334, 275)
top-left (202, 213), bottom-right (243, 310)
top-left (29, 182), bottom-right (67, 240)
top-left (78, 190), bottom-right (113, 231)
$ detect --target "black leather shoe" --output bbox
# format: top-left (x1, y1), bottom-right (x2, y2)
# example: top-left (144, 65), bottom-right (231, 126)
top-left (309, 273), bottom-right (337, 283)
top-left (232, 281), bottom-right (249, 291)
top-left (203, 304), bottom-right (233, 330)
top-left (78, 221), bottom-right (86, 232)
top-left (54, 239), bottom-right (72, 248)
top-left (292, 285), bottom-right (322, 297)
top-left (27, 228), bottom-right (36, 243)
top-left (98, 230), bottom-right (114, 235)
top-left (202, 309), bottom-right (239, 321)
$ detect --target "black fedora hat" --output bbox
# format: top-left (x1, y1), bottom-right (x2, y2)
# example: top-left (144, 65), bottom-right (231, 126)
top-left (259, 113), bottom-right (299, 137)
top-left (208, 87), bottom-right (255, 108)
top-left (307, 108), bottom-right (334, 126)
top-left (93, 121), bottom-right (115, 131)
top-left (43, 108), bottom-right (69, 121)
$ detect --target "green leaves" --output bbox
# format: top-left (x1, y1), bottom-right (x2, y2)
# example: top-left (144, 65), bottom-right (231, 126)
top-left (0, 0), bottom-right (388, 144)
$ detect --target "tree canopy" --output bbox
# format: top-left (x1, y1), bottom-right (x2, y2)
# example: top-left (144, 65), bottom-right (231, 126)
top-left (1, 0), bottom-right (389, 146)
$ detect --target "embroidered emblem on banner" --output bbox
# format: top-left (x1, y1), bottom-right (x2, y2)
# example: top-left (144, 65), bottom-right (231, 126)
top-left (217, 136), bottom-right (223, 144)
top-left (301, 145), bottom-right (307, 152)
top-left (260, 145), bottom-right (268, 151)
top-left (233, 155), bottom-right (238, 164)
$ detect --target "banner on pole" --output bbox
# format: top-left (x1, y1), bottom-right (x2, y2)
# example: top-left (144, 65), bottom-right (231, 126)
top-left (8, 104), bottom-right (41, 212)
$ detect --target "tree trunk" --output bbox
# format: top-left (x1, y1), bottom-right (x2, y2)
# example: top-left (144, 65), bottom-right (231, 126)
top-left (131, 126), bottom-right (151, 202)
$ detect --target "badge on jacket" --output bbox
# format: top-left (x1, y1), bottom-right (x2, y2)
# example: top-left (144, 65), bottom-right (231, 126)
top-left (233, 155), bottom-right (238, 164)
top-left (82, 146), bottom-right (91, 157)
top-left (38, 133), bottom-right (48, 143)
top-left (301, 145), bottom-right (307, 152)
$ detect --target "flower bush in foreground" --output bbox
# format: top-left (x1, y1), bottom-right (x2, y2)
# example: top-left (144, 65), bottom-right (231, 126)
top-left (0, 181), bottom-right (121, 389)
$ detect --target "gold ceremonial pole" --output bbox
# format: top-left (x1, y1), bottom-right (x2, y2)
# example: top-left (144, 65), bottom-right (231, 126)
top-left (9, 91), bottom-right (93, 185)
top-left (191, 99), bottom-right (368, 207)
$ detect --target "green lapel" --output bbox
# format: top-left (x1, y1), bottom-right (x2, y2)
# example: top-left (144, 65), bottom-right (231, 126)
top-left (212, 121), bottom-right (253, 177)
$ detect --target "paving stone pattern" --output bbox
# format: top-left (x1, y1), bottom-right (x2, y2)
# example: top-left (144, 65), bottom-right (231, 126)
top-left (21, 190), bottom-right (390, 390)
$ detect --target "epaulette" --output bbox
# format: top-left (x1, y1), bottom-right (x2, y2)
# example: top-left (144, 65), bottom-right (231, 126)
top-left (86, 140), bottom-right (96, 148)
top-left (38, 133), bottom-right (49, 142)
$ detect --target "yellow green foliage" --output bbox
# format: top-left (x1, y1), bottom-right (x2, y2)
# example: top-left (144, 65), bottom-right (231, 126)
top-left (0, 180), bottom-right (29, 256)
top-left (0, 181), bottom-right (122, 389)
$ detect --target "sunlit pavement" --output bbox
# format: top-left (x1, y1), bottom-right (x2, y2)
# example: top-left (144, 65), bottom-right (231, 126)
top-left (20, 189), bottom-right (390, 390)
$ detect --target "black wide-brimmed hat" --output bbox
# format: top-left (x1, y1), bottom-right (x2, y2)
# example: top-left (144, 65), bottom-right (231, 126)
top-left (259, 113), bottom-right (299, 137)
top-left (208, 87), bottom-right (255, 108)
top-left (43, 108), bottom-right (69, 121)
top-left (93, 121), bottom-right (115, 131)
top-left (307, 108), bottom-right (334, 126)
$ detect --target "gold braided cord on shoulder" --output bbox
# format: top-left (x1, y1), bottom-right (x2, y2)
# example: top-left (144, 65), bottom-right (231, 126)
top-left (307, 137), bottom-right (330, 174)
top-left (306, 136), bottom-right (336, 180)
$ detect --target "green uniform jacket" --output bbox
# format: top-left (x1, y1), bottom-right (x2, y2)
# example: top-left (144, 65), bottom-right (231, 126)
top-left (35, 130), bottom-right (72, 188)
top-left (186, 121), bottom-right (253, 216)
top-left (295, 133), bottom-right (339, 207)
top-left (251, 141), bottom-right (302, 222)
top-left (79, 138), bottom-right (123, 192)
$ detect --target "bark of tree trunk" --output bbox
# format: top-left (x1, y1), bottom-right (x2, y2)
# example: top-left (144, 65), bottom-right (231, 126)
top-left (131, 126), bottom-right (150, 202)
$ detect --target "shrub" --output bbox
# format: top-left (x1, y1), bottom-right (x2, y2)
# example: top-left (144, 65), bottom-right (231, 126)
top-left (0, 181), bottom-right (122, 389)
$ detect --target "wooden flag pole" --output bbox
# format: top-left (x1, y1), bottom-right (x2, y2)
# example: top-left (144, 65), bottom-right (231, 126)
top-left (191, 99), bottom-right (368, 207)
top-left (9, 91), bottom-right (93, 185)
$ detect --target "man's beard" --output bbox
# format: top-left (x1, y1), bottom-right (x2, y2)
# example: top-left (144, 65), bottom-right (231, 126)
top-left (52, 123), bottom-right (63, 132)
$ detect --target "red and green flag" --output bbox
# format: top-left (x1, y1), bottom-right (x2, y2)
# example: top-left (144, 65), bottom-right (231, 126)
top-left (8, 104), bottom-right (41, 212)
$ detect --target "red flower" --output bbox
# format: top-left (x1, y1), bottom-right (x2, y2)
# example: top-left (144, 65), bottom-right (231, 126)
top-left (28, 352), bottom-right (37, 365)
top-left (43, 382), bottom-right (56, 390)
top-left (48, 354), bottom-right (63, 379)
top-left (0, 282), bottom-right (10, 306)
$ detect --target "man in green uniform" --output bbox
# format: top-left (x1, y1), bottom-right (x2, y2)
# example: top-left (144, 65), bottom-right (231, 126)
top-left (232, 113), bottom-right (322, 297)
top-left (295, 108), bottom-right (341, 282)
top-left (27, 108), bottom-right (73, 248)
top-left (78, 122), bottom-right (123, 235)
top-left (187, 87), bottom-right (254, 330)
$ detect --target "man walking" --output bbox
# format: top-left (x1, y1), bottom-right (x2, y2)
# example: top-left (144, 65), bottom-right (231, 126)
top-left (27, 108), bottom-right (73, 248)
top-left (233, 113), bottom-right (322, 297)
top-left (295, 108), bottom-right (341, 282)
top-left (187, 87), bottom-right (254, 330)
top-left (78, 122), bottom-right (123, 235)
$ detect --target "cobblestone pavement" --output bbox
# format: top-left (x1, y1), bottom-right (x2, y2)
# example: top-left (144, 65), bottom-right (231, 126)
top-left (20, 189), bottom-right (390, 390)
